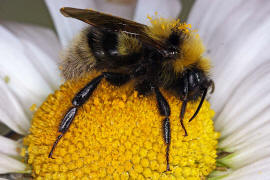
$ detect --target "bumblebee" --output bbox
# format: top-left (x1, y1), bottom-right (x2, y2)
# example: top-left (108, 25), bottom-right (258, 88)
top-left (49, 7), bottom-right (214, 172)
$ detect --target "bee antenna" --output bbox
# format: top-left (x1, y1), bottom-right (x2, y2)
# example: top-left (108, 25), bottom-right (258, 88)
top-left (180, 100), bottom-right (188, 136)
top-left (188, 88), bottom-right (208, 122)
top-left (209, 80), bottom-right (215, 94)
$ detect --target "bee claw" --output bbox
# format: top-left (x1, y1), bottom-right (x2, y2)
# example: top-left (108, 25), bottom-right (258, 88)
top-left (163, 167), bottom-right (172, 173)
top-left (48, 155), bottom-right (55, 159)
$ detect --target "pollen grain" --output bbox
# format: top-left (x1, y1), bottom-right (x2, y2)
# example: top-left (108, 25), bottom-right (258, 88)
top-left (23, 72), bottom-right (219, 179)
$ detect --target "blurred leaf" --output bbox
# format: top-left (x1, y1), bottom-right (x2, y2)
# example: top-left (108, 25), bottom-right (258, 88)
top-left (0, 0), bottom-right (54, 29)
top-left (179, 0), bottom-right (195, 21)
top-left (0, 122), bottom-right (11, 136)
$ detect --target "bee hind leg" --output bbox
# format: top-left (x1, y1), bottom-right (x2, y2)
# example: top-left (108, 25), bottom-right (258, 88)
top-left (49, 75), bottom-right (104, 158)
top-left (154, 87), bottom-right (172, 172)
top-left (180, 76), bottom-right (189, 137)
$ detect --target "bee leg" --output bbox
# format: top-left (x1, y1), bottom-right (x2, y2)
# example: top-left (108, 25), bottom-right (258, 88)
top-left (189, 88), bottom-right (208, 122)
top-left (135, 80), bottom-right (152, 95)
top-left (48, 108), bottom-right (77, 158)
top-left (180, 101), bottom-right (188, 136)
top-left (180, 76), bottom-right (189, 136)
top-left (72, 75), bottom-right (104, 106)
top-left (209, 79), bottom-right (215, 94)
top-left (154, 87), bottom-right (171, 172)
top-left (49, 75), bottom-right (104, 158)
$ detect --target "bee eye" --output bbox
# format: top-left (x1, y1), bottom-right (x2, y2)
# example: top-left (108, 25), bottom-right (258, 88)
top-left (162, 46), bottom-right (179, 59)
top-left (168, 46), bottom-right (178, 54)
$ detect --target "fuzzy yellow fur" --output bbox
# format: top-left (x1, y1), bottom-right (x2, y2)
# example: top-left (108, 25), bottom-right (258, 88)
top-left (173, 33), bottom-right (206, 72)
top-left (146, 17), bottom-right (210, 74)
top-left (197, 57), bottom-right (211, 73)
top-left (60, 28), bottom-right (96, 80)
top-left (145, 16), bottom-right (191, 41)
top-left (118, 32), bottom-right (141, 55)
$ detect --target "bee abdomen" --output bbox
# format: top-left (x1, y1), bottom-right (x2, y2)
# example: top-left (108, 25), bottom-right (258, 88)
top-left (60, 28), bottom-right (96, 80)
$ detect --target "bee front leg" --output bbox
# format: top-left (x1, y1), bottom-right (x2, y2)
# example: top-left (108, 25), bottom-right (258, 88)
top-left (188, 88), bottom-right (208, 122)
top-left (49, 74), bottom-right (104, 158)
top-left (154, 87), bottom-right (171, 172)
top-left (180, 76), bottom-right (189, 137)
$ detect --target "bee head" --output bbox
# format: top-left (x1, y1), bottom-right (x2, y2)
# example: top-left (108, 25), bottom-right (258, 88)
top-left (145, 17), bottom-right (205, 72)
top-left (150, 27), bottom-right (206, 74)
top-left (161, 31), bottom-right (187, 59)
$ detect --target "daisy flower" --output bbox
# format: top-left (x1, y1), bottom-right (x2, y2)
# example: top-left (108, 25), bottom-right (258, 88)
top-left (0, 0), bottom-right (269, 179)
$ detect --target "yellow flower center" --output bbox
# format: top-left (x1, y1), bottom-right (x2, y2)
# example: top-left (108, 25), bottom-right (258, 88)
top-left (23, 72), bottom-right (219, 179)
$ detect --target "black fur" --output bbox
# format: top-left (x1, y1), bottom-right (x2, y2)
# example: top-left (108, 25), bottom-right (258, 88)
top-left (87, 27), bottom-right (211, 102)
top-left (103, 72), bottom-right (130, 86)
top-left (87, 28), bottom-right (142, 70)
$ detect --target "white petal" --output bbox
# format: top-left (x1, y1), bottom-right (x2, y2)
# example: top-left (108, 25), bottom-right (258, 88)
top-left (45, 0), bottom-right (97, 47)
top-left (1, 21), bottom-right (61, 89)
top-left (0, 136), bottom-right (19, 156)
top-left (189, 0), bottom-right (270, 145)
top-left (188, 0), bottom-right (270, 177)
top-left (211, 20), bottom-right (270, 128)
top-left (223, 158), bottom-right (270, 180)
top-left (0, 22), bottom-right (61, 134)
top-left (188, 0), bottom-right (270, 116)
top-left (94, 0), bottom-right (136, 20)
top-left (216, 63), bottom-right (270, 140)
top-left (0, 154), bottom-right (26, 174)
top-left (0, 79), bottom-right (29, 134)
top-left (229, 141), bottom-right (270, 169)
top-left (133, 0), bottom-right (181, 24)
top-left (45, 0), bottom-right (138, 46)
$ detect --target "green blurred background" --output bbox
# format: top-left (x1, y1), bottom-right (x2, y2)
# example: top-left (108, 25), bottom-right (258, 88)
top-left (0, 0), bottom-right (194, 30)
top-left (0, 0), bottom-right (54, 28)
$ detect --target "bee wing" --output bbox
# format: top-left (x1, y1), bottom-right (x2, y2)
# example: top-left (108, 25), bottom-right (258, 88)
top-left (60, 7), bottom-right (167, 55)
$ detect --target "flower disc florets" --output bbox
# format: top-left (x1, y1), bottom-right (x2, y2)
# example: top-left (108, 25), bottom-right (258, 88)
top-left (23, 73), bottom-right (219, 179)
